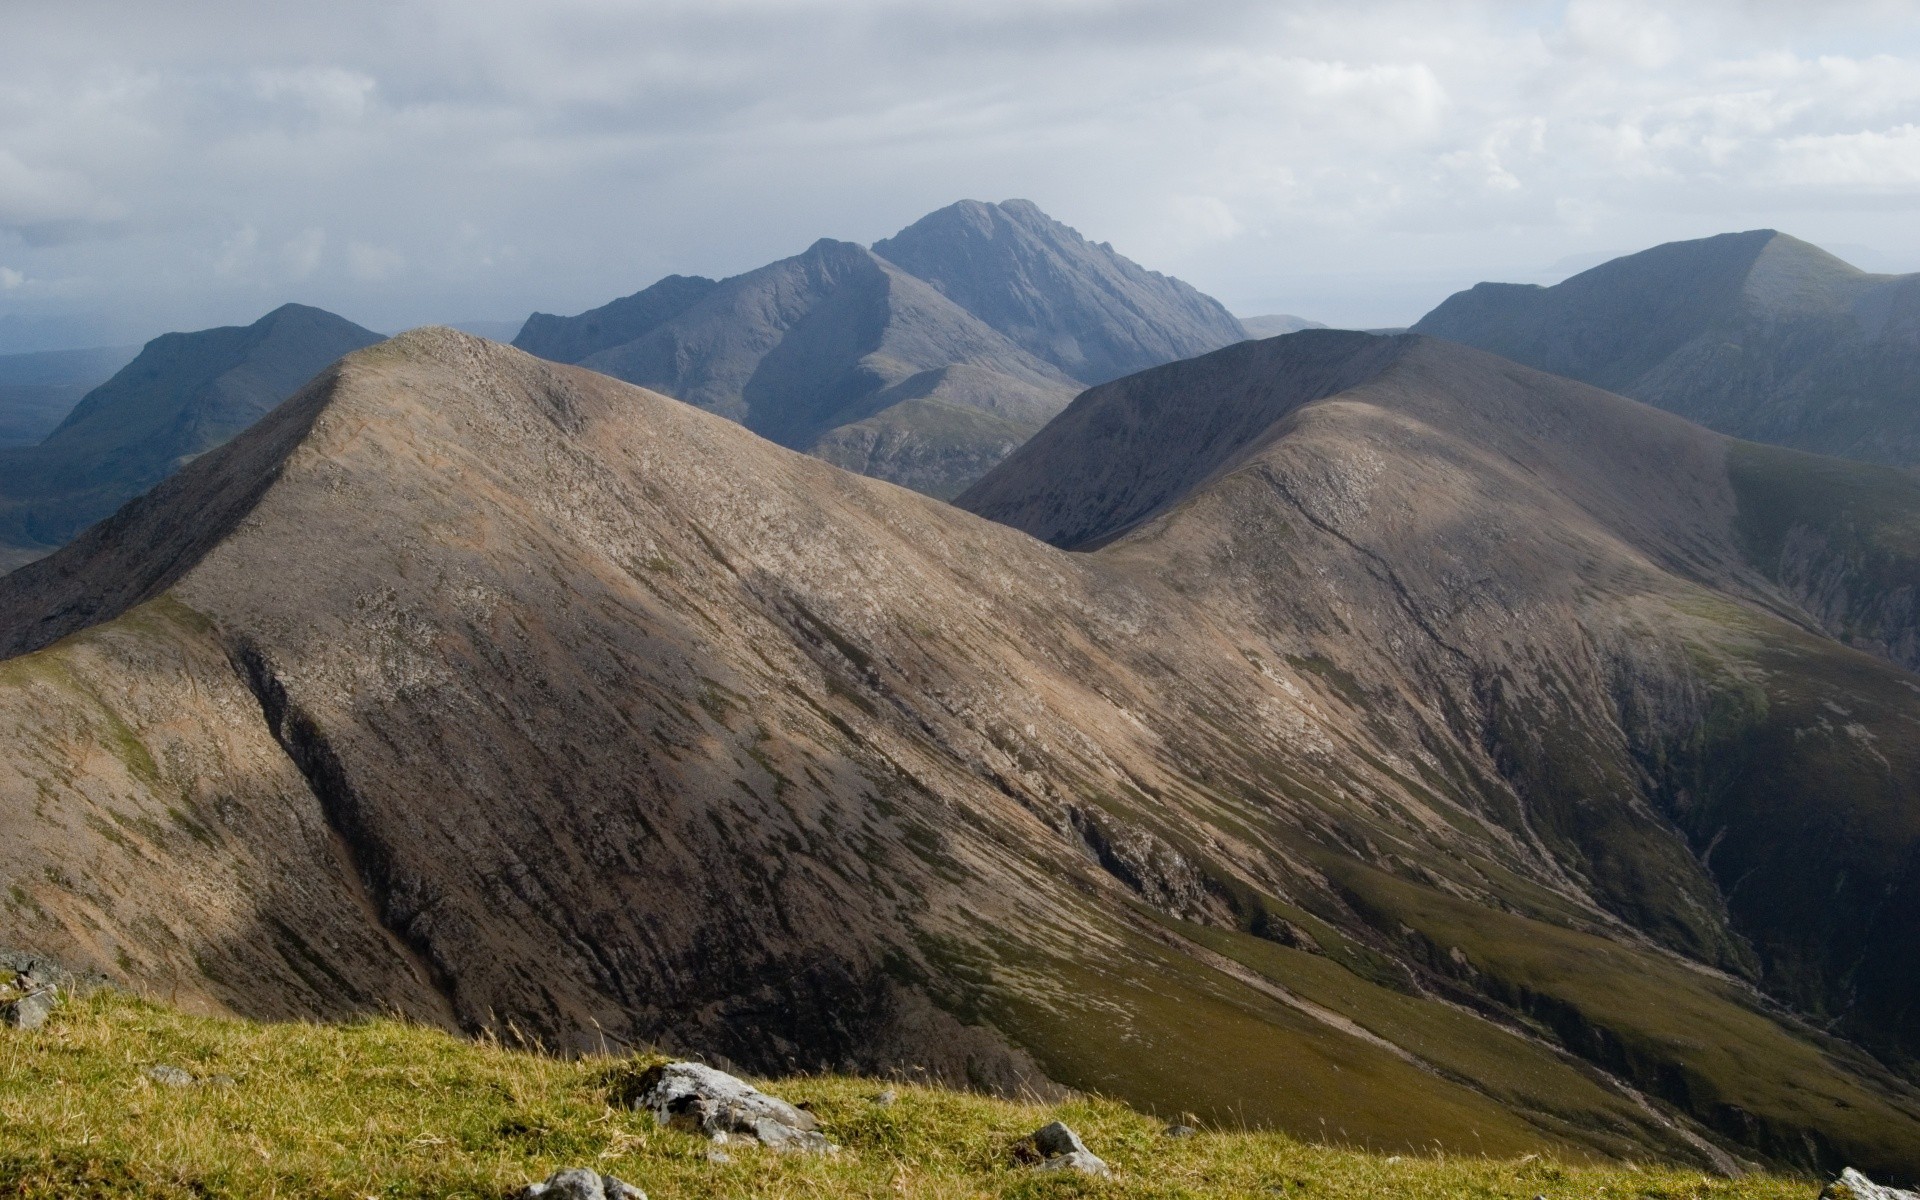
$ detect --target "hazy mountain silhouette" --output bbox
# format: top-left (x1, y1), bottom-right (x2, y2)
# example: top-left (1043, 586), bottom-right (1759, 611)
top-left (1413, 231), bottom-right (1920, 465)
top-left (0, 304), bottom-right (381, 568)
top-left (0, 344), bottom-right (139, 448)
top-left (3, 329), bottom-right (1918, 1176)
top-left (1239, 314), bottom-right (1326, 338)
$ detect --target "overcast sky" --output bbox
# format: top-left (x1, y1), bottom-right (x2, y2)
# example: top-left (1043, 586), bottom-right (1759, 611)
top-left (3, 0), bottom-right (1920, 350)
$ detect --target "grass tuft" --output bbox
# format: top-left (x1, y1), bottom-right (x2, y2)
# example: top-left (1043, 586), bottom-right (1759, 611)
top-left (0, 991), bottom-right (1814, 1199)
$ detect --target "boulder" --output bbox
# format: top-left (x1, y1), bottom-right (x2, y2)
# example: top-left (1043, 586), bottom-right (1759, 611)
top-left (1024, 1120), bottom-right (1111, 1177)
top-left (1823, 1169), bottom-right (1920, 1200)
top-left (517, 1167), bottom-right (646, 1200)
top-left (618, 1061), bottom-right (834, 1154)
top-left (1, 984), bottom-right (56, 1030)
top-left (1163, 1123), bottom-right (1198, 1139)
top-left (144, 1064), bottom-right (194, 1087)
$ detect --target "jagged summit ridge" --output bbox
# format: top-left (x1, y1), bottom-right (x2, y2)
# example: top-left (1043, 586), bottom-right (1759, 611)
top-left (872, 199), bottom-right (1249, 385)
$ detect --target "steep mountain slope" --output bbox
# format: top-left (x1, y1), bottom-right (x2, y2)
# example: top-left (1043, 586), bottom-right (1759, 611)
top-left (572, 238), bottom-right (1077, 497)
top-left (0, 304), bottom-right (382, 566)
top-left (1412, 231), bottom-right (1920, 465)
top-left (0, 344), bottom-right (139, 448)
top-left (511, 275), bottom-right (718, 365)
top-left (3, 331), bottom-right (1920, 1177)
top-left (872, 199), bottom-right (1249, 384)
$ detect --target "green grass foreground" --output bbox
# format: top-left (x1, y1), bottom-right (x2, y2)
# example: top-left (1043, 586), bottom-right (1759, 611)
top-left (0, 991), bottom-right (1814, 1199)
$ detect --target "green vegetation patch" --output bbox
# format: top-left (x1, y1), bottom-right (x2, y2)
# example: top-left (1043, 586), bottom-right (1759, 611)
top-left (0, 990), bottom-right (1814, 1199)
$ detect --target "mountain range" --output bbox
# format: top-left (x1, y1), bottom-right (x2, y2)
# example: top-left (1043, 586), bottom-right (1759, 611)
top-left (512, 199), bottom-right (1249, 497)
top-left (3, 327), bottom-right (1918, 1179)
top-left (0, 305), bottom-right (382, 570)
top-left (1413, 231), bottom-right (1920, 466)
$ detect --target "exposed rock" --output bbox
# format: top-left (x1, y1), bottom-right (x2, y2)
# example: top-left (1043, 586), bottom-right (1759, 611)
top-left (1023, 1121), bottom-right (1111, 1177)
top-left (517, 1167), bottom-right (646, 1200)
top-left (144, 1064), bottom-right (194, 1087)
top-left (1164, 1123), bottom-right (1198, 1139)
top-left (1, 984), bottom-right (56, 1030)
top-left (1823, 1168), bottom-right (1919, 1200)
top-left (619, 1062), bottom-right (833, 1154)
top-left (872, 1088), bottom-right (898, 1107)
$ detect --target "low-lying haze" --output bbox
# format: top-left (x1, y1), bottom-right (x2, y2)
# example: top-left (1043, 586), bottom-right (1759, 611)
top-left (3, 0), bottom-right (1918, 349)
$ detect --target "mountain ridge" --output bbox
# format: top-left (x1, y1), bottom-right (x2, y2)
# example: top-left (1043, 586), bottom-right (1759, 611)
top-left (1412, 230), bottom-right (1920, 466)
top-left (0, 303), bottom-right (382, 568)
top-left (3, 329), bottom-right (1919, 1175)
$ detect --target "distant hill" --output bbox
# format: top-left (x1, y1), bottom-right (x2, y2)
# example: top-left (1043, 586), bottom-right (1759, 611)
top-left (512, 200), bottom-right (1249, 496)
top-left (0, 344), bottom-right (139, 448)
top-left (1413, 231), bottom-right (1920, 466)
top-left (4, 330), bottom-right (1920, 1175)
top-left (1239, 314), bottom-right (1326, 338)
top-left (0, 304), bottom-right (380, 567)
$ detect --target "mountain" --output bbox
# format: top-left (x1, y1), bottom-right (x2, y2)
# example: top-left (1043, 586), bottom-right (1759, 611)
top-left (1412, 231), bottom-right (1920, 466)
top-left (561, 238), bottom-right (1078, 498)
top-left (0, 344), bottom-right (139, 448)
top-left (512, 200), bottom-right (1250, 498)
top-left (1239, 314), bottom-right (1326, 338)
top-left (3, 329), bottom-right (1920, 1177)
top-left (872, 199), bottom-right (1249, 385)
top-left (0, 304), bottom-right (382, 569)
top-left (512, 275), bottom-right (719, 365)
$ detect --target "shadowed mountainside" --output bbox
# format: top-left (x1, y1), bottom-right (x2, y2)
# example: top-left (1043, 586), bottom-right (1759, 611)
top-left (1412, 231), bottom-right (1920, 467)
top-left (2, 330), bottom-right (1919, 1178)
top-left (0, 344), bottom-right (140, 449)
top-left (0, 304), bottom-right (381, 568)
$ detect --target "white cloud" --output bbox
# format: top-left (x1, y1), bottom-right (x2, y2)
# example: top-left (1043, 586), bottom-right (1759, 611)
top-left (0, 267), bottom-right (24, 289)
top-left (3, 0), bottom-right (1920, 340)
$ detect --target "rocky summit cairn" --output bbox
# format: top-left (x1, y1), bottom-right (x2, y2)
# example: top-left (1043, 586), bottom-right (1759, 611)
top-left (1021, 1120), bottom-right (1111, 1177)
top-left (616, 1061), bottom-right (834, 1154)
top-left (1823, 1169), bottom-right (1920, 1200)
top-left (517, 1167), bottom-right (646, 1200)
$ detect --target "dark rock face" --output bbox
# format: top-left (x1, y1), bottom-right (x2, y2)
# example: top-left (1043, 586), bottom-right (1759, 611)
top-left (512, 275), bottom-right (718, 366)
top-left (873, 199), bottom-right (1248, 385)
top-left (1413, 230), bottom-right (1920, 468)
top-left (5, 332), bottom-right (1920, 1175)
top-left (0, 304), bottom-right (381, 562)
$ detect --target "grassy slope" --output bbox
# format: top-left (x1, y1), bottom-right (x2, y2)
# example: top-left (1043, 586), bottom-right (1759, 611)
top-left (0, 989), bottom-right (1816, 1200)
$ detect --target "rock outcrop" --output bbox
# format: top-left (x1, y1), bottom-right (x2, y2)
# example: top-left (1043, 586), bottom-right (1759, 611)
top-left (619, 1062), bottom-right (833, 1154)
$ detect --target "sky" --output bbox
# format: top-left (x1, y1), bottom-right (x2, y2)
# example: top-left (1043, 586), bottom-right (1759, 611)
top-left (3, 0), bottom-right (1920, 350)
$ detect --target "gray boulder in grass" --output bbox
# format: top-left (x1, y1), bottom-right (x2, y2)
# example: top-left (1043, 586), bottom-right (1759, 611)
top-left (1823, 1169), bottom-right (1920, 1200)
top-left (1, 984), bottom-right (56, 1030)
top-left (517, 1167), bottom-right (646, 1200)
top-left (1025, 1120), bottom-right (1111, 1177)
top-left (620, 1061), bottom-right (834, 1153)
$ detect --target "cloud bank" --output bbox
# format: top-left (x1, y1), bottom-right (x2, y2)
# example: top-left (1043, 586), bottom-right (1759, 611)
top-left (2, 0), bottom-right (1918, 347)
